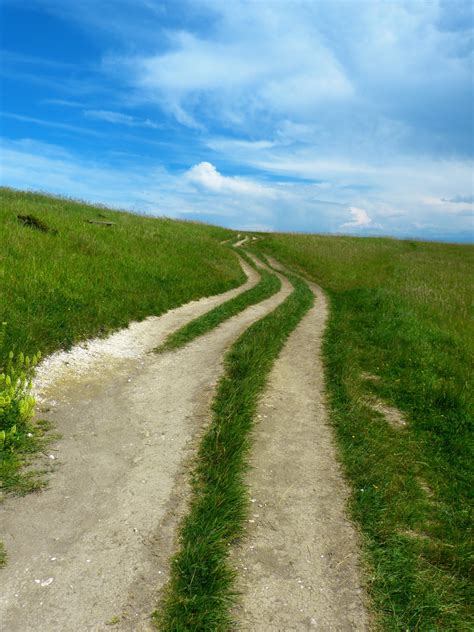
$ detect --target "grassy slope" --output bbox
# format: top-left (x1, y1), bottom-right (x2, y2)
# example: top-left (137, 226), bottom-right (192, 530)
top-left (156, 272), bottom-right (314, 630)
top-left (253, 234), bottom-right (473, 630)
top-left (0, 188), bottom-right (243, 362)
top-left (1, 188), bottom-right (244, 514)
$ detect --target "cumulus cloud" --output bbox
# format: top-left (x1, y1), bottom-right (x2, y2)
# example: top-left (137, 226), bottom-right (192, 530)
top-left (186, 162), bottom-right (275, 197)
top-left (340, 207), bottom-right (373, 230)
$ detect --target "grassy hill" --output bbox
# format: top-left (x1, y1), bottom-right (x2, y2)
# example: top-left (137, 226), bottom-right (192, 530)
top-left (1, 189), bottom-right (472, 628)
top-left (252, 234), bottom-right (473, 630)
top-left (0, 188), bottom-right (243, 362)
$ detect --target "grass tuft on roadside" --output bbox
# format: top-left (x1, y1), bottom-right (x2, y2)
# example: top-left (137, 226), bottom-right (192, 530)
top-left (154, 268), bottom-right (313, 630)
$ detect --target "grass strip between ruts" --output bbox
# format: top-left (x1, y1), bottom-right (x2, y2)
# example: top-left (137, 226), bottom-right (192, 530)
top-left (154, 269), bottom-right (314, 630)
top-left (155, 265), bottom-right (281, 353)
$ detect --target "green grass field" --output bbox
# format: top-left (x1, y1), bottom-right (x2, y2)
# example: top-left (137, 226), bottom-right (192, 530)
top-left (0, 187), bottom-right (243, 363)
top-left (251, 234), bottom-right (473, 630)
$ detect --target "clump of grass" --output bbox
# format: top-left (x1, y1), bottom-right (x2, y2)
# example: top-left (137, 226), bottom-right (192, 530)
top-left (156, 267), bottom-right (281, 353)
top-left (1, 188), bottom-right (243, 364)
top-left (155, 271), bottom-right (313, 630)
top-left (254, 233), bottom-right (473, 630)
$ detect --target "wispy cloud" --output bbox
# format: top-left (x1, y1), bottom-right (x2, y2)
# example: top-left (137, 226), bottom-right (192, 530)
top-left (110, 10), bottom-right (354, 130)
top-left (42, 98), bottom-right (85, 107)
top-left (0, 112), bottom-right (105, 137)
top-left (443, 194), bottom-right (474, 204)
top-left (107, 1), bottom-right (472, 158)
top-left (0, 49), bottom-right (77, 69)
top-left (84, 109), bottom-right (160, 129)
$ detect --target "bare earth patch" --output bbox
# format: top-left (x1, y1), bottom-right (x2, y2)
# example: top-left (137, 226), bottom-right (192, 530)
top-left (0, 261), bottom-right (293, 631)
top-left (366, 397), bottom-right (407, 428)
top-left (232, 281), bottom-right (369, 631)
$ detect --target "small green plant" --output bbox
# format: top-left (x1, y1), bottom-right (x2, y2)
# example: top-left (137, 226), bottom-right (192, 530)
top-left (0, 323), bottom-right (47, 565)
top-left (0, 322), bottom-right (48, 496)
top-left (0, 323), bottom-right (40, 441)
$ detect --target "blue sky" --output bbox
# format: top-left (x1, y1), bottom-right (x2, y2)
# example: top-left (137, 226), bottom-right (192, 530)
top-left (1, 0), bottom-right (473, 241)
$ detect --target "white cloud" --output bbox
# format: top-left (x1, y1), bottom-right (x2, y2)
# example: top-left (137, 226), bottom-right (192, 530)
top-left (109, 4), bottom-right (354, 130)
top-left (186, 162), bottom-right (275, 198)
top-left (340, 207), bottom-right (373, 229)
top-left (1, 112), bottom-right (105, 137)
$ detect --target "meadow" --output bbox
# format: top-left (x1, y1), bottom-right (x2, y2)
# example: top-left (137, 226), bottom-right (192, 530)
top-left (252, 234), bottom-right (473, 630)
top-left (0, 187), bottom-right (243, 363)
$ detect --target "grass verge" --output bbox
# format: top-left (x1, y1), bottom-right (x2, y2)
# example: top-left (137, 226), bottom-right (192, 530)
top-left (154, 269), bottom-right (314, 630)
top-left (253, 233), bottom-right (473, 630)
top-left (155, 266), bottom-right (281, 353)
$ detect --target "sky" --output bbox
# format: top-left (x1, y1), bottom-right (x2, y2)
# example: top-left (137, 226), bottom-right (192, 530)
top-left (0, 0), bottom-right (473, 241)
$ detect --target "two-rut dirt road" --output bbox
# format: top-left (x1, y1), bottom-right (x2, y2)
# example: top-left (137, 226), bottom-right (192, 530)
top-left (232, 264), bottom-right (368, 631)
top-left (0, 252), bottom-right (368, 631)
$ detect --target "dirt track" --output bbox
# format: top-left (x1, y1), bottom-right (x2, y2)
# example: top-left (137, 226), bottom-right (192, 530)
top-left (1, 252), bottom-right (369, 631)
top-left (232, 271), bottom-right (369, 631)
top-left (0, 259), bottom-right (291, 631)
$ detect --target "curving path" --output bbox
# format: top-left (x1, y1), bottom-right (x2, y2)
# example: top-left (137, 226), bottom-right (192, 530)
top-left (1, 249), bottom-right (369, 632)
top-left (0, 257), bottom-right (291, 631)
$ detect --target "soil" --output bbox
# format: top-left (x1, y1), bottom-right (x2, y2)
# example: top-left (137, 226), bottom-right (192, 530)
top-left (0, 260), bottom-right (292, 631)
top-left (232, 277), bottom-right (370, 631)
